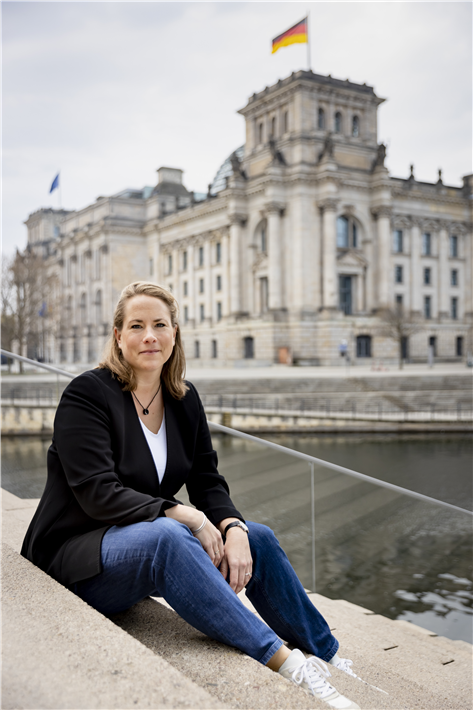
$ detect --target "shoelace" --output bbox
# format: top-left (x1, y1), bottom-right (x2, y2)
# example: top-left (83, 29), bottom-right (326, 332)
top-left (335, 657), bottom-right (388, 696)
top-left (335, 658), bottom-right (357, 678)
top-left (291, 657), bottom-right (337, 700)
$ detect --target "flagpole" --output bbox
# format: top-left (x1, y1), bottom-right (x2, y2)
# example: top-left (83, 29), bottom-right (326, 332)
top-left (307, 12), bottom-right (311, 71)
top-left (58, 171), bottom-right (62, 209)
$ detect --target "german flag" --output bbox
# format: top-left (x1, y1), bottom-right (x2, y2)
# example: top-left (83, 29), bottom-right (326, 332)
top-left (272, 17), bottom-right (308, 54)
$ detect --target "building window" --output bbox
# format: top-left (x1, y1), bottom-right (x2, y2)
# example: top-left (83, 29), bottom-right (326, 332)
top-left (258, 123), bottom-right (264, 144)
top-left (271, 116), bottom-right (276, 136)
top-left (356, 335), bottom-right (371, 358)
top-left (393, 230), bottom-right (403, 253)
top-left (199, 278), bottom-right (204, 294)
top-left (184, 306), bottom-right (189, 324)
top-left (451, 269), bottom-right (458, 286)
top-left (424, 295), bottom-right (431, 319)
top-left (182, 251), bottom-right (188, 270)
top-left (217, 302), bottom-right (222, 321)
top-left (183, 281), bottom-right (188, 296)
top-left (318, 107), bottom-right (325, 129)
top-left (395, 294), bottom-right (404, 310)
top-left (336, 216), bottom-right (358, 249)
top-left (429, 335), bottom-right (437, 357)
top-left (339, 276), bottom-right (353, 315)
top-left (451, 297), bottom-right (458, 320)
top-left (422, 233), bottom-right (431, 256)
top-left (216, 242), bottom-right (221, 263)
top-left (95, 290), bottom-right (102, 324)
top-left (198, 246), bottom-right (204, 267)
top-left (80, 293), bottom-right (87, 327)
top-left (255, 220), bottom-right (267, 253)
top-left (168, 283), bottom-right (173, 293)
top-left (423, 267), bottom-right (431, 285)
top-left (244, 336), bottom-right (254, 359)
top-left (334, 111), bottom-right (342, 133)
top-left (167, 254), bottom-right (173, 274)
top-left (95, 251), bottom-right (101, 280)
top-left (450, 235), bottom-right (458, 258)
top-left (216, 274), bottom-right (222, 291)
top-left (260, 277), bottom-right (269, 313)
top-left (149, 258), bottom-right (154, 276)
top-left (352, 115), bottom-right (359, 137)
top-left (211, 340), bottom-right (218, 359)
top-left (194, 341), bottom-right (200, 359)
top-left (284, 111), bottom-right (288, 133)
top-left (456, 336), bottom-right (463, 357)
top-left (395, 265), bottom-right (403, 284)
top-left (200, 304), bottom-right (205, 322)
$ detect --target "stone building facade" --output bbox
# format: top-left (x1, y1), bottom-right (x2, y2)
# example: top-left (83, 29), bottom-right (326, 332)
top-left (26, 70), bottom-right (472, 366)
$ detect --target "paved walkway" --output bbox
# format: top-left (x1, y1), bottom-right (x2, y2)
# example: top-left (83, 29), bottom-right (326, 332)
top-left (2, 489), bottom-right (471, 709)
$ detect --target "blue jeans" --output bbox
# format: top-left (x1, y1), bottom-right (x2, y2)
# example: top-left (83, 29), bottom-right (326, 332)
top-left (75, 519), bottom-right (339, 665)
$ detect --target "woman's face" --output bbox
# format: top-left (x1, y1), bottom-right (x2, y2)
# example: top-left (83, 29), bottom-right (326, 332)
top-left (115, 295), bottom-right (177, 379)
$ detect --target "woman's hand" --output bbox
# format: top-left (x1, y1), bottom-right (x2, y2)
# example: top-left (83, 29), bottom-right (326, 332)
top-left (165, 505), bottom-right (224, 567)
top-left (220, 527), bottom-right (253, 594)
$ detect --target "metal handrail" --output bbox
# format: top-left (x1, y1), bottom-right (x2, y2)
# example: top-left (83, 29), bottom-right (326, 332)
top-left (2, 348), bottom-right (472, 518)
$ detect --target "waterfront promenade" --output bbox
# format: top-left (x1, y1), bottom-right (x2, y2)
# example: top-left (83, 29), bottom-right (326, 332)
top-left (3, 488), bottom-right (472, 709)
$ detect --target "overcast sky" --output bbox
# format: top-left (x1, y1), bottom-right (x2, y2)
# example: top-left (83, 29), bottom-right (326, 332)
top-left (2, 1), bottom-right (471, 255)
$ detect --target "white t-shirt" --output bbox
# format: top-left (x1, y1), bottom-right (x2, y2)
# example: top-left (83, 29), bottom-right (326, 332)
top-left (139, 415), bottom-right (167, 483)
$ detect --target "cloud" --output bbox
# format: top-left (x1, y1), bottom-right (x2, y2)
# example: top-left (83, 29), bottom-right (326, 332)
top-left (2, 1), bottom-right (471, 255)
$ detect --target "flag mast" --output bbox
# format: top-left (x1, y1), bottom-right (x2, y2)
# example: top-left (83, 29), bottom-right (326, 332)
top-left (307, 12), bottom-right (311, 71)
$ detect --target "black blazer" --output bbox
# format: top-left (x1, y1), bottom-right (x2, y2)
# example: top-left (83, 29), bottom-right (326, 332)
top-left (21, 368), bottom-right (243, 586)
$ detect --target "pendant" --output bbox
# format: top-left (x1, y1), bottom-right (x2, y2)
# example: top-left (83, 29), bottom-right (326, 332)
top-left (143, 408), bottom-right (149, 415)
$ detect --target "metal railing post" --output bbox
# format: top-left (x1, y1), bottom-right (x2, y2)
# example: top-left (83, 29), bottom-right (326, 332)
top-left (310, 462), bottom-right (316, 592)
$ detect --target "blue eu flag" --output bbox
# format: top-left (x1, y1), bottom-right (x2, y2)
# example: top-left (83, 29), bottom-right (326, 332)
top-left (50, 173), bottom-right (60, 193)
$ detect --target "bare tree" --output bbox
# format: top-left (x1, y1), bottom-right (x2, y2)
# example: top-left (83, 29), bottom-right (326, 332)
top-left (1, 255), bottom-right (16, 370)
top-left (3, 249), bottom-right (51, 371)
top-left (378, 306), bottom-right (422, 370)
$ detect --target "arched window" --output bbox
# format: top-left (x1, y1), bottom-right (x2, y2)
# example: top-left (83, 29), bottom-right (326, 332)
top-left (352, 115), bottom-right (359, 137)
top-left (334, 111), bottom-right (342, 133)
top-left (356, 335), bottom-right (372, 358)
top-left (258, 123), bottom-right (264, 144)
top-left (336, 216), bottom-right (359, 249)
top-left (318, 108), bottom-right (325, 129)
top-left (95, 290), bottom-right (102, 324)
top-left (271, 116), bottom-right (276, 136)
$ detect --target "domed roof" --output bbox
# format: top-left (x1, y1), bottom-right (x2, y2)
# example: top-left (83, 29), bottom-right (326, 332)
top-left (210, 145), bottom-right (245, 195)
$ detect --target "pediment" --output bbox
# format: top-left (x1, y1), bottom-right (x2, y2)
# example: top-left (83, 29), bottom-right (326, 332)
top-left (336, 249), bottom-right (367, 268)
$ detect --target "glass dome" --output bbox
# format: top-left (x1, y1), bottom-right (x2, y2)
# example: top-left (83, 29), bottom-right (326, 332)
top-left (210, 145), bottom-right (245, 195)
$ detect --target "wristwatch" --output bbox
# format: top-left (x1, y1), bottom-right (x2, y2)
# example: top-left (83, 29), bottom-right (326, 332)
top-left (224, 521), bottom-right (249, 537)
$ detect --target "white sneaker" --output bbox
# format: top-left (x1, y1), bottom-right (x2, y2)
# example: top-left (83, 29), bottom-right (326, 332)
top-left (279, 649), bottom-right (360, 709)
top-left (331, 655), bottom-right (388, 695)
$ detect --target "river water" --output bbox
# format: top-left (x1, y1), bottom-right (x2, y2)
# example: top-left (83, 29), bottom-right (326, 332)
top-left (2, 432), bottom-right (472, 643)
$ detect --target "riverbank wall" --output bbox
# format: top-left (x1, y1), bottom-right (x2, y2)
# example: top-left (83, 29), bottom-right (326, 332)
top-left (2, 369), bottom-right (472, 434)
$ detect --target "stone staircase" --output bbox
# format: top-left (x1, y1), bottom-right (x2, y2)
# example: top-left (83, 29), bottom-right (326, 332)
top-left (3, 488), bottom-right (471, 710)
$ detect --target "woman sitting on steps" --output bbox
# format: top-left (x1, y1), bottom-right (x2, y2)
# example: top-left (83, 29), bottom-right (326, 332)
top-left (22, 281), bottom-right (365, 709)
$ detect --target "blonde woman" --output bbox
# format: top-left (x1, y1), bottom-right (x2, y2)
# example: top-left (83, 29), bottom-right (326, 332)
top-left (22, 282), bottom-right (361, 709)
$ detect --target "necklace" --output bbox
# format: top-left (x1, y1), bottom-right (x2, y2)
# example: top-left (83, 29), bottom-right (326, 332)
top-left (132, 382), bottom-right (162, 415)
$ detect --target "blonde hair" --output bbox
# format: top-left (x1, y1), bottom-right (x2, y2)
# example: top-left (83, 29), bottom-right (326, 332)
top-left (98, 281), bottom-right (188, 399)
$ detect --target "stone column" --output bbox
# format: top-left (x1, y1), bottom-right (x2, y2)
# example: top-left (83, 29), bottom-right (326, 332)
top-left (319, 199), bottom-right (339, 309)
top-left (229, 214), bottom-right (244, 315)
top-left (371, 206), bottom-right (392, 308)
top-left (438, 222), bottom-right (449, 319)
top-left (221, 232), bottom-right (230, 318)
top-left (410, 219), bottom-right (421, 313)
top-left (265, 202), bottom-right (284, 310)
top-left (187, 244), bottom-right (195, 326)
